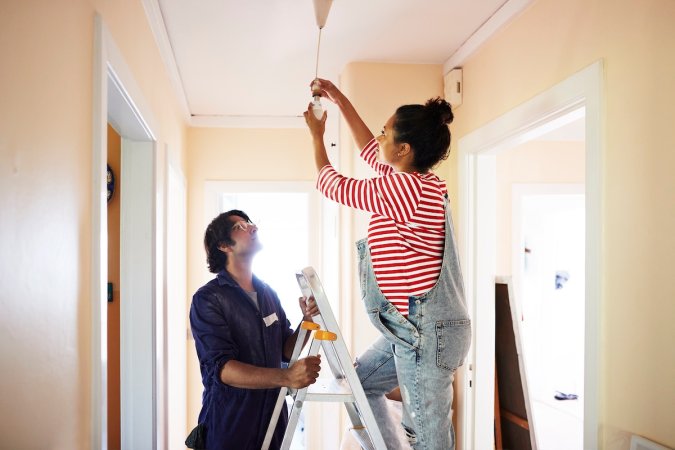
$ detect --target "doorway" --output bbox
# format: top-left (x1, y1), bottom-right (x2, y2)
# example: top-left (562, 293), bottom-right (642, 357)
top-left (513, 186), bottom-right (585, 450)
top-left (457, 61), bottom-right (603, 450)
top-left (93, 14), bottom-right (182, 450)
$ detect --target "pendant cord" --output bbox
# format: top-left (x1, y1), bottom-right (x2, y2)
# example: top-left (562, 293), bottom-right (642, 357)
top-left (314, 27), bottom-right (322, 79)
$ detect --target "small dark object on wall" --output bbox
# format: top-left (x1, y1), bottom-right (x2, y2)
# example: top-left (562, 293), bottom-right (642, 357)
top-left (107, 164), bottom-right (115, 203)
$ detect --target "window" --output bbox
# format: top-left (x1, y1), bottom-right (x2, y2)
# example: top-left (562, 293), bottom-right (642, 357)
top-left (205, 181), bottom-right (320, 327)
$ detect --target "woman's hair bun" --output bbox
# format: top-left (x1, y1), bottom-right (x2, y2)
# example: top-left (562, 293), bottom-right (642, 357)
top-left (425, 97), bottom-right (454, 126)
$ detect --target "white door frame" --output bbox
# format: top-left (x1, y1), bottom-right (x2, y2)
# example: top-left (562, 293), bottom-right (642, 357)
top-left (92, 14), bottom-right (162, 450)
top-left (457, 61), bottom-right (603, 450)
top-left (165, 157), bottom-right (188, 450)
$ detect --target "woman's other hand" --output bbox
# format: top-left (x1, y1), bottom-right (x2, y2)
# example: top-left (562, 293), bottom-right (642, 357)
top-left (304, 102), bottom-right (327, 139)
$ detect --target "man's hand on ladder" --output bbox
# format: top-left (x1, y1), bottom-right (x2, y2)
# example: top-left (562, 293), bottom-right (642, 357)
top-left (285, 355), bottom-right (321, 389)
top-left (299, 295), bottom-right (320, 320)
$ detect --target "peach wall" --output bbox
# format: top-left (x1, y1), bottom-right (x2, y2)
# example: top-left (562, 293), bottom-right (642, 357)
top-left (451, 0), bottom-right (675, 447)
top-left (0, 0), bottom-right (186, 447)
top-left (185, 126), bottom-right (315, 425)
top-left (496, 140), bottom-right (585, 275)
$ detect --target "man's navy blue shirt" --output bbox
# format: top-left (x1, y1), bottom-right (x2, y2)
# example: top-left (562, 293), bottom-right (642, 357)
top-left (190, 270), bottom-right (295, 449)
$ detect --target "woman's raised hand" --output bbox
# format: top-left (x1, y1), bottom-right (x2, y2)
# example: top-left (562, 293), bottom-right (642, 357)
top-left (310, 78), bottom-right (343, 104)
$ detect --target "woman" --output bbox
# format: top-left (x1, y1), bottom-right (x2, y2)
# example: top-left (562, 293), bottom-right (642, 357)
top-left (304, 79), bottom-right (471, 450)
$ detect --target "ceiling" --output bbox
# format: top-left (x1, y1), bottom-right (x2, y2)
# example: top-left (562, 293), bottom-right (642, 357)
top-left (147, 0), bottom-right (534, 127)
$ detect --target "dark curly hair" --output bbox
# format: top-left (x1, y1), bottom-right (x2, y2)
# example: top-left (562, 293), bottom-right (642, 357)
top-left (392, 97), bottom-right (454, 172)
top-left (204, 209), bottom-right (252, 273)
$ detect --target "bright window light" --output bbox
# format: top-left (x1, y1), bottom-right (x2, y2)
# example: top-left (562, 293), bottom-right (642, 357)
top-left (220, 191), bottom-right (312, 327)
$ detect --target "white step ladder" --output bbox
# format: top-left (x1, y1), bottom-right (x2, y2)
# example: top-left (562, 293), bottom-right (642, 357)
top-left (262, 267), bottom-right (387, 450)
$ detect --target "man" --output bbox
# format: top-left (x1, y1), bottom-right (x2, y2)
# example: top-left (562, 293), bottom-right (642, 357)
top-left (188, 209), bottom-right (321, 449)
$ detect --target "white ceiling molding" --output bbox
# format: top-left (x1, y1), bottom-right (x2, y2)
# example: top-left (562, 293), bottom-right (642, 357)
top-left (190, 115), bottom-right (306, 129)
top-left (142, 0), bottom-right (309, 129)
top-left (142, 0), bottom-right (534, 128)
top-left (141, 0), bottom-right (192, 123)
top-left (443, 0), bottom-right (534, 74)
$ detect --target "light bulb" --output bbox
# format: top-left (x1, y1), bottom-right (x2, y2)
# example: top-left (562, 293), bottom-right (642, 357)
top-left (312, 95), bottom-right (324, 119)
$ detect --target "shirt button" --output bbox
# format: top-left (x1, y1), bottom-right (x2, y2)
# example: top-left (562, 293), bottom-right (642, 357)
top-left (415, 300), bottom-right (421, 305)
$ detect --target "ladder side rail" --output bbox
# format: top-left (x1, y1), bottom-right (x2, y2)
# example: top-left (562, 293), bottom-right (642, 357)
top-left (320, 335), bottom-right (348, 380)
top-left (302, 269), bottom-right (366, 384)
top-left (349, 428), bottom-right (376, 450)
top-left (261, 386), bottom-right (289, 450)
top-left (280, 337), bottom-right (323, 450)
top-left (297, 273), bottom-right (345, 380)
top-left (347, 384), bottom-right (387, 450)
top-left (301, 269), bottom-right (349, 345)
top-left (288, 325), bottom-right (309, 364)
top-left (333, 338), bottom-right (387, 450)
top-left (300, 268), bottom-right (388, 450)
top-left (343, 401), bottom-right (366, 429)
top-left (262, 323), bottom-right (316, 450)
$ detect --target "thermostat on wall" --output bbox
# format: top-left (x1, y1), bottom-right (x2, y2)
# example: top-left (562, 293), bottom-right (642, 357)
top-left (444, 68), bottom-right (463, 108)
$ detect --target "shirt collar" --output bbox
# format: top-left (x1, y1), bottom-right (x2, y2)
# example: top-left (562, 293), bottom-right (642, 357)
top-left (416, 171), bottom-right (437, 180)
top-left (216, 269), bottom-right (267, 292)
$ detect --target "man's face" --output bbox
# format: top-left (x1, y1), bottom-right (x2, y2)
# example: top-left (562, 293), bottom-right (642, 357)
top-left (221, 215), bottom-right (261, 257)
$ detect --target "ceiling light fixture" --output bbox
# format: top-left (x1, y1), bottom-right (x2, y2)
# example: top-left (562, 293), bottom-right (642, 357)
top-left (311, 0), bottom-right (334, 119)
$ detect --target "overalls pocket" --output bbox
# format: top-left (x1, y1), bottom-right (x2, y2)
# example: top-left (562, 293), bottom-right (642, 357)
top-left (367, 307), bottom-right (418, 351)
top-left (435, 319), bottom-right (471, 371)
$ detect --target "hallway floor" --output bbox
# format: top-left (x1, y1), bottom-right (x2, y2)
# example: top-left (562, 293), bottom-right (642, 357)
top-left (532, 397), bottom-right (583, 450)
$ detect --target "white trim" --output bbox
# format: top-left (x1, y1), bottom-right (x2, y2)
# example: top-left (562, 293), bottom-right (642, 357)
top-left (120, 140), bottom-right (158, 450)
top-left (107, 70), bottom-right (154, 141)
top-left (459, 95), bottom-right (586, 156)
top-left (101, 26), bottom-right (157, 141)
top-left (582, 60), bottom-right (604, 450)
top-left (154, 142), bottom-right (167, 450)
top-left (140, 0), bottom-right (307, 130)
top-left (92, 14), bottom-right (161, 450)
top-left (629, 435), bottom-right (671, 450)
top-left (190, 114), bottom-right (306, 129)
top-left (140, 0), bottom-right (191, 122)
top-left (165, 157), bottom-right (188, 450)
top-left (467, 154), bottom-right (497, 450)
top-left (443, 0), bottom-right (534, 73)
top-left (457, 61), bottom-right (604, 450)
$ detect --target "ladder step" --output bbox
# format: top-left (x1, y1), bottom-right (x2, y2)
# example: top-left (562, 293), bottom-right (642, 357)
top-left (304, 378), bottom-right (356, 402)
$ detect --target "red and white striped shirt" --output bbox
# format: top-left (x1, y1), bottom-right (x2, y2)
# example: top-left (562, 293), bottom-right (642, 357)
top-left (317, 138), bottom-right (446, 316)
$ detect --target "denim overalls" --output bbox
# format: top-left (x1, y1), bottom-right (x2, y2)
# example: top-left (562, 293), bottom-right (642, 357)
top-left (355, 199), bottom-right (471, 450)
